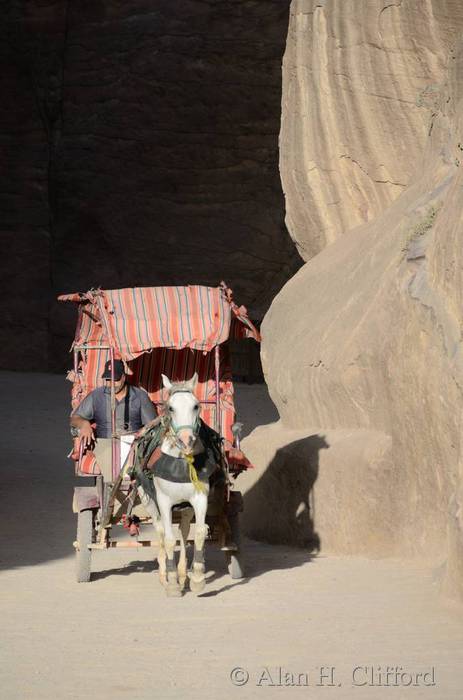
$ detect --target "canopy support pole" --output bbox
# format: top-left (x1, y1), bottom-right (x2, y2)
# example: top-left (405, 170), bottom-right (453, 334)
top-left (215, 345), bottom-right (221, 436)
top-left (73, 347), bottom-right (84, 474)
top-left (110, 346), bottom-right (118, 482)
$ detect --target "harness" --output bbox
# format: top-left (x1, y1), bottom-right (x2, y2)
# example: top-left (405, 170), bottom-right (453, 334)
top-left (128, 414), bottom-right (225, 500)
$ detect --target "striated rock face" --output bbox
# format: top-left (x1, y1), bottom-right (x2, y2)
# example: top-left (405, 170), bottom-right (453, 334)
top-left (1, 0), bottom-right (299, 371)
top-left (242, 0), bottom-right (463, 602)
top-left (280, 0), bottom-right (463, 258)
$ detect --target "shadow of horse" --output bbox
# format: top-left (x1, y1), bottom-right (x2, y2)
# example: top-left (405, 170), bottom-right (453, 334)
top-left (242, 433), bottom-right (329, 553)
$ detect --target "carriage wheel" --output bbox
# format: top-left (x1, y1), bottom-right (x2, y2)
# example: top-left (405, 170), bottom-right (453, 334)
top-left (224, 513), bottom-right (245, 579)
top-left (75, 509), bottom-right (94, 583)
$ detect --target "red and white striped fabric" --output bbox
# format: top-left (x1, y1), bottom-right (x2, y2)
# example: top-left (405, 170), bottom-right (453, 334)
top-left (59, 283), bottom-right (259, 356)
top-left (59, 284), bottom-right (260, 475)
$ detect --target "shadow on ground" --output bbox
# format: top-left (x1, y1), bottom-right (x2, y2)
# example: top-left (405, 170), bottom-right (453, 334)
top-left (0, 372), bottom-right (77, 571)
top-left (242, 434), bottom-right (330, 551)
top-left (89, 537), bottom-right (316, 597)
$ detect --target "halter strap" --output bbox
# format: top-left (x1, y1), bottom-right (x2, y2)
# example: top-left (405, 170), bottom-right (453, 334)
top-left (170, 416), bottom-right (200, 435)
top-left (166, 389), bottom-right (201, 436)
top-left (172, 422), bottom-right (197, 432)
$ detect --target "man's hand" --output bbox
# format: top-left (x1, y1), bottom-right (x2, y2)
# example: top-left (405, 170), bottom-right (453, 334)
top-left (70, 415), bottom-right (95, 448)
top-left (79, 422), bottom-right (95, 448)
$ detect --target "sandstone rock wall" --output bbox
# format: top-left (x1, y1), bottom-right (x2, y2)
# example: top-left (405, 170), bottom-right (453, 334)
top-left (2, 0), bottom-right (299, 371)
top-left (242, 0), bottom-right (463, 602)
top-left (280, 0), bottom-right (463, 258)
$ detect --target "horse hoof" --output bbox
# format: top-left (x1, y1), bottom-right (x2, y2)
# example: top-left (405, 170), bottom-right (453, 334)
top-left (166, 582), bottom-right (182, 597)
top-left (189, 576), bottom-right (206, 594)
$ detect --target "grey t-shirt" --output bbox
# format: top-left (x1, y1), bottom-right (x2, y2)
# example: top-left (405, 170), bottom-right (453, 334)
top-left (73, 386), bottom-right (156, 438)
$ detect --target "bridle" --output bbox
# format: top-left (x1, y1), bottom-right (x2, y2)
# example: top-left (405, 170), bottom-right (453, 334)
top-left (161, 386), bottom-right (207, 493)
top-left (163, 389), bottom-right (201, 447)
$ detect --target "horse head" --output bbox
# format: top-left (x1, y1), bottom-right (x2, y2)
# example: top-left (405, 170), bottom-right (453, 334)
top-left (161, 372), bottom-right (200, 454)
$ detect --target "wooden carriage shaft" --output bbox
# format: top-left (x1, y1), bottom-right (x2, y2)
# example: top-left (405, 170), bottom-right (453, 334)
top-left (88, 540), bottom-right (158, 550)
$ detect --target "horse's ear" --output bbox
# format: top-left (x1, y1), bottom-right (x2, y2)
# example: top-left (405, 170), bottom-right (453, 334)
top-left (189, 372), bottom-right (198, 392)
top-left (161, 374), bottom-right (172, 391)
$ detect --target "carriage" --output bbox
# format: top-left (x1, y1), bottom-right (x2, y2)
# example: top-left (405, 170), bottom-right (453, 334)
top-left (59, 282), bottom-right (260, 588)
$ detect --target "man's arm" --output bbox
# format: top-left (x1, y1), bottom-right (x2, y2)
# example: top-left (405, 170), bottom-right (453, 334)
top-left (70, 393), bottom-right (95, 447)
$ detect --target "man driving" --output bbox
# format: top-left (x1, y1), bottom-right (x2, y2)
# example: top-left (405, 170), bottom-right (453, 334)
top-left (70, 359), bottom-right (156, 480)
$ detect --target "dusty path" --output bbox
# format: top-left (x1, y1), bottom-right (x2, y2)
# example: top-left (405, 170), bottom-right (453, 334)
top-left (1, 372), bottom-right (462, 700)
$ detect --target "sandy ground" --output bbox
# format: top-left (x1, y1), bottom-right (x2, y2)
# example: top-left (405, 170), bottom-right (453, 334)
top-left (1, 371), bottom-right (463, 700)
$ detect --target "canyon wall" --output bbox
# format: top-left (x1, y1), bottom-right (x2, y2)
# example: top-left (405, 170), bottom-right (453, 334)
top-left (242, 0), bottom-right (463, 601)
top-left (2, 1), bottom-right (298, 371)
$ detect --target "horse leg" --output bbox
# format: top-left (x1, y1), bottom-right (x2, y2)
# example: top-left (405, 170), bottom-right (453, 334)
top-left (178, 507), bottom-right (194, 590)
top-left (156, 525), bottom-right (167, 587)
top-left (136, 485), bottom-right (166, 586)
top-left (189, 491), bottom-right (209, 594)
top-left (156, 488), bottom-right (182, 597)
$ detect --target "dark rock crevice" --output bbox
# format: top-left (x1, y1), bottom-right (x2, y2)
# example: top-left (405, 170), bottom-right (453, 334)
top-left (2, 0), bottom-right (299, 371)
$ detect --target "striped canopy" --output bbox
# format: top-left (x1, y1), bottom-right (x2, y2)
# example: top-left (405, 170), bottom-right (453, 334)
top-left (59, 283), bottom-right (259, 359)
top-left (59, 284), bottom-right (260, 474)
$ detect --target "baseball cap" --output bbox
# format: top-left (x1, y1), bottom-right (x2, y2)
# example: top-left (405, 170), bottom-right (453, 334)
top-left (101, 359), bottom-right (125, 380)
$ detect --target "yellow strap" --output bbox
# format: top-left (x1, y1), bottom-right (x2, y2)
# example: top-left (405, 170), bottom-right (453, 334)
top-left (184, 453), bottom-right (206, 493)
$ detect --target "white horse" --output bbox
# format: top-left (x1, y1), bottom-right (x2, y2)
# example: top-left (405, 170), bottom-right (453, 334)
top-left (137, 373), bottom-right (213, 597)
